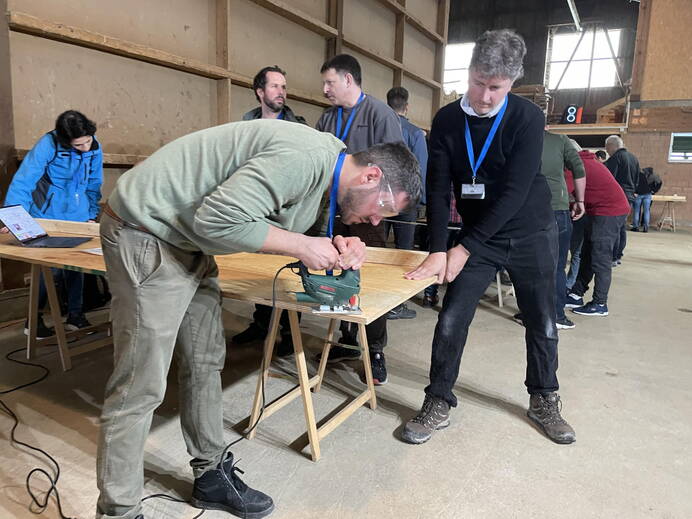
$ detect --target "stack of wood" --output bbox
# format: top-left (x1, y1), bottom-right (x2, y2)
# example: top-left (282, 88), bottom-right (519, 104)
top-left (512, 84), bottom-right (550, 112)
top-left (596, 97), bottom-right (626, 124)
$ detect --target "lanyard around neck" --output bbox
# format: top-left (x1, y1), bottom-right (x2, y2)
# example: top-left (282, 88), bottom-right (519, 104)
top-left (277, 111), bottom-right (284, 120)
top-left (336, 93), bottom-right (365, 142)
top-left (464, 97), bottom-right (508, 183)
top-left (327, 152), bottom-right (346, 239)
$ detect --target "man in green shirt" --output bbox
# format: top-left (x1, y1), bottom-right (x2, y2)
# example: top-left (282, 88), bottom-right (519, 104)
top-left (96, 120), bottom-right (421, 519)
top-left (515, 130), bottom-right (585, 329)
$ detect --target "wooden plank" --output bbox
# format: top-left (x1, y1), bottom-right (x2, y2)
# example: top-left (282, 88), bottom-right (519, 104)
top-left (314, 318), bottom-right (337, 393)
top-left (253, 375), bottom-right (321, 423)
top-left (403, 68), bottom-right (441, 90)
top-left (342, 36), bottom-right (404, 71)
top-left (327, 0), bottom-right (344, 56)
top-left (248, 0), bottom-right (338, 37)
top-left (317, 389), bottom-right (372, 440)
top-left (373, 0), bottom-right (406, 15)
top-left (217, 79), bottom-right (233, 125)
top-left (630, 0), bottom-right (651, 102)
top-left (35, 219), bottom-right (100, 237)
top-left (652, 195), bottom-right (687, 203)
top-left (16, 149), bottom-right (148, 166)
top-left (42, 266), bottom-right (71, 370)
top-left (432, 0), bottom-right (450, 116)
top-left (547, 123), bottom-right (627, 136)
top-left (216, 0), bottom-right (231, 69)
top-left (628, 106), bottom-right (692, 132)
top-left (8, 11), bottom-right (232, 80)
top-left (357, 322), bottom-right (377, 409)
top-left (393, 13), bottom-right (405, 87)
top-left (405, 12), bottom-right (443, 43)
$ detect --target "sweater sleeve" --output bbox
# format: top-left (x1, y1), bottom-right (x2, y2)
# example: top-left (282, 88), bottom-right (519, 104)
top-left (374, 106), bottom-right (404, 145)
top-left (4, 134), bottom-right (55, 211)
top-left (459, 108), bottom-right (545, 255)
top-left (192, 152), bottom-right (317, 252)
top-left (563, 136), bottom-right (585, 180)
top-left (426, 112), bottom-right (453, 253)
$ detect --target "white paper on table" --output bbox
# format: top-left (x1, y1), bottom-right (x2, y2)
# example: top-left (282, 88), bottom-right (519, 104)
top-left (80, 247), bottom-right (103, 256)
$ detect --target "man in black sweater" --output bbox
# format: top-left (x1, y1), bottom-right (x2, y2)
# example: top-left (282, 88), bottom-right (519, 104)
top-left (605, 135), bottom-right (640, 263)
top-left (401, 29), bottom-right (575, 445)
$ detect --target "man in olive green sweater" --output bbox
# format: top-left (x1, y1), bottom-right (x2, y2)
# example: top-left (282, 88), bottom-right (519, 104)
top-left (97, 120), bottom-right (421, 519)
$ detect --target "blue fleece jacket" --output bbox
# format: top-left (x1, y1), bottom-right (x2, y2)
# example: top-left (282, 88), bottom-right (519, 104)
top-left (4, 132), bottom-right (103, 221)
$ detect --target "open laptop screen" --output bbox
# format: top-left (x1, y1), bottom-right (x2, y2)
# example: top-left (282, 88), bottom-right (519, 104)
top-left (0, 205), bottom-right (49, 243)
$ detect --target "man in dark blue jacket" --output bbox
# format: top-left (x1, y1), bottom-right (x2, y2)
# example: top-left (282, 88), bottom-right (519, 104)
top-left (4, 110), bottom-right (102, 335)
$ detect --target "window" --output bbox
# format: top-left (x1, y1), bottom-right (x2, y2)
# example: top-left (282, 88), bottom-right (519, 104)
top-left (669, 133), bottom-right (692, 163)
top-left (443, 42), bottom-right (474, 95)
top-left (545, 27), bottom-right (622, 90)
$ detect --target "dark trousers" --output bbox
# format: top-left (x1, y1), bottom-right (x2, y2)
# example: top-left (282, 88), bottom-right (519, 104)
top-left (426, 224), bottom-right (559, 407)
top-left (252, 304), bottom-right (292, 336)
top-left (572, 214), bottom-right (626, 305)
top-left (566, 217), bottom-right (585, 289)
top-left (38, 268), bottom-right (84, 316)
top-left (612, 203), bottom-right (631, 261)
top-left (334, 220), bottom-right (388, 351)
top-left (384, 209), bottom-right (417, 250)
top-left (554, 210), bottom-right (572, 320)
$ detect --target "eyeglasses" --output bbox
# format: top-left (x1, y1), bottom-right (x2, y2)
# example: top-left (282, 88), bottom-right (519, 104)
top-left (369, 164), bottom-right (400, 217)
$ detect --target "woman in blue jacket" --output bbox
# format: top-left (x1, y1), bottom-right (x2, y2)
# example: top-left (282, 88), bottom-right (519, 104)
top-left (5, 110), bottom-right (103, 336)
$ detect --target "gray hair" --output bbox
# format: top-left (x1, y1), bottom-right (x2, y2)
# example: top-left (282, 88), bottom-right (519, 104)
top-left (605, 135), bottom-right (624, 149)
top-left (470, 29), bottom-right (526, 81)
top-left (569, 139), bottom-right (582, 152)
top-left (352, 142), bottom-right (422, 210)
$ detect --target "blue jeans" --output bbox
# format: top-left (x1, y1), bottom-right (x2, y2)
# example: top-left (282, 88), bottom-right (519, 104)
top-left (632, 193), bottom-right (652, 229)
top-left (554, 210), bottom-right (572, 320)
top-left (38, 268), bottom-right (84, 316)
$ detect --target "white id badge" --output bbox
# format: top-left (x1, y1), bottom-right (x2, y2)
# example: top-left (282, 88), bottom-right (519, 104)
top-left (461, 183), bottom-right (485, 199)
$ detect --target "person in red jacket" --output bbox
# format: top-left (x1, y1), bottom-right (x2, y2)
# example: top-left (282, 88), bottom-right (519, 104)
top-left (564, 145), bottom-right (630, 316)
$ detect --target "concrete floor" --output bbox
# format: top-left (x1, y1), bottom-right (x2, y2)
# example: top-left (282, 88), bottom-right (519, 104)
top-left (1, 229), bottom-right (691, 519)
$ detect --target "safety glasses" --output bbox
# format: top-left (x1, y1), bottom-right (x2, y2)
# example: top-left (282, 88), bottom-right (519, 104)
top-left (369, 164), bottom-right (400, 217)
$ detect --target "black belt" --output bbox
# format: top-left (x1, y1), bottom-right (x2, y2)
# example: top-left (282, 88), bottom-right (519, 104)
top-left (103, 203), bottom-right (151, 233)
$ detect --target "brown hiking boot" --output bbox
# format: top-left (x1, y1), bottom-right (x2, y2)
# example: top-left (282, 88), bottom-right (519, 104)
top-left (527, 392), bottom-right (576, 444)
top-left (400, 394), bottom-right (450, 444)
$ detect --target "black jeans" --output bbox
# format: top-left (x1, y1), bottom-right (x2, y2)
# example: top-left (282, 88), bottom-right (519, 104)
top-left (572, 214), bottom-right (626, 305)
top-left (252, 304), bottom-right (293, 337)
top-left (384, 209), bottom-right (417, 250)
top-left (426, 224), bottom-right (559, 407)
top-left (554, 210), bottom-right (572, 320)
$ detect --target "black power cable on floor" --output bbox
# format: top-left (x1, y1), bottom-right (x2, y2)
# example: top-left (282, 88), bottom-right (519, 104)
top-left (0, 346), bottom-right (76, 519)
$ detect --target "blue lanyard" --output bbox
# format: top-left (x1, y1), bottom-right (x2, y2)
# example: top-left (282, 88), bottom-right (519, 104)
top-left (336, 93), bottom-right (365, 142)
top-left (464, 97), bottom-right (508, 183)
top-left (327, 152), bottom-right (346, 239)
top-left (277, 111), bottom-right (284, 120)
top-left (326, 152), bottom-right (346, 276)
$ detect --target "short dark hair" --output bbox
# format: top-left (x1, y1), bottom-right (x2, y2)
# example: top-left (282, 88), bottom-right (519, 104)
top-left (320, 54), bottom-right (361, 86)
top-left (386, 87), bottom-right (409, 113)
top-left (252, 66), bottom-right (286, 102)
top-left (595, 150), bottom-right (607, 160)
top-left (54, 110), bottom-right (96, 148)
top-left (352, 142), bottom-right (422, 210)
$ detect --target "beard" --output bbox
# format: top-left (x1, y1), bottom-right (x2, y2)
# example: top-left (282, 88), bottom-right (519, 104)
top-left (339, 185), bottom-right (378, 224)
top-left (264, 97), bottom-right (285, 112)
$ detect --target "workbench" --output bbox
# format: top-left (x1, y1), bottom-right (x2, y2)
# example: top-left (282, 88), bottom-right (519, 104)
top-left (652, 194), bottom-right (687, 232)
top-left (0, 221), bottom-right (434, 460)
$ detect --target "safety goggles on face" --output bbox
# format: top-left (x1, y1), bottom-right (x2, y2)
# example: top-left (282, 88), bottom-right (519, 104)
top-left (370, 166), bottom-right (400, 217)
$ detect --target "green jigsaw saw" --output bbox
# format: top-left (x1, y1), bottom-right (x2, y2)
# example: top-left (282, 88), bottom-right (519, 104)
top-left (286, 261), bottom-right (361, 314)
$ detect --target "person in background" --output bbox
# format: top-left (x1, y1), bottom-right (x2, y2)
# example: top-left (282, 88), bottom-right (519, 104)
top-left (566, 142), bottom-right (630, 317)
top-left (631, 167), bottom-right (662, 232)
top-left (384, 86), bottom-right (428, 318)
top-left (604, 135), bottom-right (640, 265)
top-left (3, 110), bottom-right (103, 336)
top-left (595, 150), bottom-right (607, 163)
top-left (234, 65), bottom-right (308, 356)
top-left (242, 65), bottom-right (307, 123)
top-left (316, 53), bottom-right (404, 385)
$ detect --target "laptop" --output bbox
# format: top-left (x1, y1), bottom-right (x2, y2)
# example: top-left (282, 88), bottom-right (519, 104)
top-left (0, 205), bottom-right (92, 248)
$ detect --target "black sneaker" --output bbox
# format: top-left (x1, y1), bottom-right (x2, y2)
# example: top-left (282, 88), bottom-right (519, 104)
top-left (527, 392), bottom-right (575, 444)
top-left (370, 351), bottom-right (388, 385)
top-left (642, 226), bottom-right (649, 233)
top-left (65, 313), bottom-right (92, 331)
top-left (317, 344), bottom-right (361, 363)
top-left (400, 394), bottom-right (450, 444)
top-left (386, 303), bottom-right (417, 320)
top-left (421, 294), bottom-right (439, 308)
top-left (513, 312), bottom-right (524, 326)
top-left (190, 453), bottom-right (274, 519)
top-left (233, 323), bottom-right (267, 344)
top-left (630, 226), bottom-right (639, 232)
top-left (24, 315), bottom-right (54, 339)
top-left (556, 317), bottom-right (576, 329)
